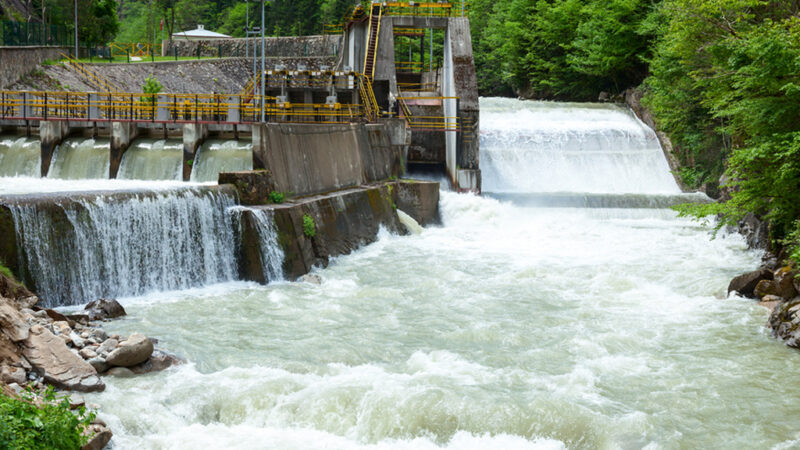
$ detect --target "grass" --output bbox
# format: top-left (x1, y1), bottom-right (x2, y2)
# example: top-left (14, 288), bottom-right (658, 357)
top-left (0, 259), bottom-right (13, 280)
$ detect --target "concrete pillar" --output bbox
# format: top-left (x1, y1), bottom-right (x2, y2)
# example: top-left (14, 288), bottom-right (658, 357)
top-left (251, 123), bottom-right (268, 170)
top-left (182, 123), bottom-right (208, 181)
top-left (110, 122), bottom-right (139, 179)
top-left (39, 120), bottom-right (71, 177)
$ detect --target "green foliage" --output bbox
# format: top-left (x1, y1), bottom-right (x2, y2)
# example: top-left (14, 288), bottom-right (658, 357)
top-left (0, 387), bottom-right (95, 450)
top-left (140, 75), bottom-right (163, 103)
top-left (269, 191), bottom-right (286, 203)
top-left (469, 0), bottom-right (655, 99)
top-left (0, 259), bottom-right (13, 280)
top-left (302, 214), bottom-right (316, 238)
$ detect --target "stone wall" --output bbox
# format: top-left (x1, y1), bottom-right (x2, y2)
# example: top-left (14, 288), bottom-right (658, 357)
top-left (163, 35), bottom-right (341, 60)
top-left (0, 46), bottom-right (68, 89)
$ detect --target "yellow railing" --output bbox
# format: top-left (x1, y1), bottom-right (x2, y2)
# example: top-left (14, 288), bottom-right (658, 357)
top-left (363, 3), bottom-right (383, 81)
top-left (394, 27), bottom-right (425, 36)
top-left (323, 23), bottom-right (344, 35)
top-left (60, 53), bottom-right (123, 93)
top-left (395, 95), bottom-right (461, 131)
top-left (110, 42), bottom-right (162, 57)
top-left (384, 1), bottom-right (469, 17)
top-left (398, 81), bottom-right (437, 92)
top-left (0, 90), bottom-right (368, 124)
top-left (395, 61), bottom-right (423, 72)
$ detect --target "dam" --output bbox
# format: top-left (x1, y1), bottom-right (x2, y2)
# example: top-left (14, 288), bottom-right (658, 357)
top-left (2, 3), bottom-right (798, 449)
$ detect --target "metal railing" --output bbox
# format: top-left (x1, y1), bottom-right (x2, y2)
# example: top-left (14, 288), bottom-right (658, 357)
top-left (395, 61), bottom-right (424, 72)
top-left (395, 95), bottom-right (461, 131)
top-left (383, 1), bottom-right (469, 17)
top-left (398, 81), bottom-right (437, 92)
top-left (110, 42), bottom-right (162, 58)
top-left (60, 53), bottom-right (123, 93)
top-left (0, 90), bottom-right (368, 125)
top-left (0, 20), bottom-right (71, 46)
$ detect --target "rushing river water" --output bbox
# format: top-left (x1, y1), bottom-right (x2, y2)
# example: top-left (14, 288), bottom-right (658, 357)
top-left (58, 98), bottom-right (796, 449)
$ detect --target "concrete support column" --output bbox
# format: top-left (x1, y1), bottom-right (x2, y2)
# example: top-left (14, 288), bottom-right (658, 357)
top-left (110, 122), bottom-right (139, 179)
top-left (182, 123), bottom-right (208, 181)
top-left (39, 120), bottom-right (71, 177)
top-left (251, 123), bottom-right (269, 170)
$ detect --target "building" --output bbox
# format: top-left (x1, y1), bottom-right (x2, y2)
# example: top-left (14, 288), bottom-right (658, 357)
top-left (171, 25), bottom-right (230, 41)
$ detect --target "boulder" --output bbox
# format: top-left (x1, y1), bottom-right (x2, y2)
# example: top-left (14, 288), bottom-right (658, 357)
top-left (81, 426), bottom-right (112, 450)
top-left (774, 267), bottom-right (798, 300)
top-left (218, 170), bottom-right (276, 205)
top-left (96, 339), bottom-right (118, 357)
top-left (768, 297), bottom-right (800, 348)
top-left (0, 298), bottom-right (30, 342)
top-left (105, 333), bottom-right (153, 367)
top-left (728, 268), bottom-right (774, 298)
top-left (129, 349), bottom-right (184, 374)
top-left (1, 364), bottom-right (26, 385)
top-left (79, 348), bottom-right (97, 360)
top-left (21, 325), bottom-right (104, 392)
top-left (87, 357), bottom-right (108, 374)
top-left (754, 279), bottom-right (778, 299)
top-left (83, 299), bottom-right (126, 321)
top-left (0, 273), bottom-right (34, 301)
top-left (760, 295), bottom-right (783, 313)
top-left (300, 274), bottom-right (322, 285)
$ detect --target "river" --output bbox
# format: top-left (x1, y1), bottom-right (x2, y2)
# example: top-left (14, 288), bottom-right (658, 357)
top-left (48, 98), bottom-right (796, 448)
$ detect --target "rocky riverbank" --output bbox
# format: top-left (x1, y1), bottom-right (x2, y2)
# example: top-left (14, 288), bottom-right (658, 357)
top-left (0, 275), bottom-right (180, 449)
top-left (728, 260), bottom-right (800, 348)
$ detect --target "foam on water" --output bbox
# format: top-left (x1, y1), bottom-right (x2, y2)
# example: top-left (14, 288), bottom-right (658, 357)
top-left (47, 137), bottom-right (111, 179)
top-left (0, 134), bottom-right (41, 177)
top-left (118, 138), bottom-right (183, 181)
top-left (190, 139), bottom-right (253, 182)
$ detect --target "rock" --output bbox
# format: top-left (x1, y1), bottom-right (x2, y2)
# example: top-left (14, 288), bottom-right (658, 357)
top-left (768, 297), bottom-right (800, 348)
top-left (91, 417), bottom-right (107, 427)
top-left (32, 309), bottom-right (48, 319)
top-left (69, 394), bottom-right (85, 409)
top-left (300, 274), bottom-right (322, 285)
top-left (105, 333), bottom-right (153, 367)
top-left (738, 213), bottom-right (769, 249)
top-left (773, 267), bottom-right (798, 300)
top-left (79, 348), bottom-right (97, 360)
top-left (83, 299), bottom-right (126, 321)
top-left (1, 365), bottom-right (27, 385)
top-left (21, 325), bottom-right (104, 392)
top-left (87, 357), bottom-right (108, 374)
top-left (52, 321), bottom-right (72, 336)
top-left (0, 298), bottom-right (30, 342)
top-left (66, 313), bottom-right (90, 325)
top-left (754, 279), bottom-right (778, 299)
top-left (81, 427), bottom-right (112, 450)
top-left (92, 328), bottom-right (108, 342)
top-left (218, 170), bottom-right (276, 205)
top-left (70, 332), bottom-right (86, 348)
top-left (41, 308), bottom-right (74, 327)
top-left (96, 339), bottom-right (118, 357)
top-left (129, 349), bottom-right (184, 374)
top-left (106, 367), bottom-right (134, 377)
top-left (728, 268), bottom-right (774, 298)
top-left (0, 273), bottom-right (34, 301)
top-left (760, 295), bottom-right (783, 313)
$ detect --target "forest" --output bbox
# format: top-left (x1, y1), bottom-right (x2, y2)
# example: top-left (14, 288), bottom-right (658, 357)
top-left (1, 0), bottom-right (799, 260)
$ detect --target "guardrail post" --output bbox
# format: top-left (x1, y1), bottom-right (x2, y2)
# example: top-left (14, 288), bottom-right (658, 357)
top-left (43, 92), bottom-right (48, 120)
top-left (195, 94), bottom-right (199, 123)
top-left (1, 92), bottom-right (4, 120)
top-left (129, 94), bottom-right (133, 120)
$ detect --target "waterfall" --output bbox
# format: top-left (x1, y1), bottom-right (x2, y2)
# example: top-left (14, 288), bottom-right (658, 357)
top-left (0, 135), bottom-right (41, 177)
top-left (118, 138), bottom-right (183, 181)
top-left (231, 206), bottom-right (284, 283)
top-left (5, 188), bottom-right (239, 306)
top-left (190, 139), bottom-right (253, 182)
top-left (480, 98), bottom-right (681, 196)
top-left (48, 137), bottom-right (111, 179)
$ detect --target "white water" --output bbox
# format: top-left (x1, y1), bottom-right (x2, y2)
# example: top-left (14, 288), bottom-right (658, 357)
top-left (47, 137), bottom-right (111, 179)
top-left (0, 135), bottom-right (41, 177)
top-left (79, 98), bottom-right (800, 448)
top-left (118, 139), bottom-right (184, 181)
top-left (190, 139), bottom-right (253, 182)
top-left (6, 188), bottom-right (239, 306)
top-left (231, 206), bottom-right (285, 283)
top-left (481, 98), bottom-right (680, 195)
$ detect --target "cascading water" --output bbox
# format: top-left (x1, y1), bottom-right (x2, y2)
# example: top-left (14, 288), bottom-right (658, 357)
top-left (190, 139), bottom-right (253, 182)
top-left (0, 135), bottom-right (41, 177)
top-left (117, 138), bottom-right (183, 181)
top-left (481, 98), bottom-right (681, 196)
top-left (5, 188), bottom-right (239, 306)
top-left (230, 206), bottom-right (285, 283)
top-left (48, 137), bottom-right (111, 179)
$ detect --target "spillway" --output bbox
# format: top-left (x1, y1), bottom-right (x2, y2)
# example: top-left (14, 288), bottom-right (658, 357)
top-left (190, 139), bottom-right (253, 182)
top-left (0, 135), bottom-right (41, 177)
top-left (117, 138), bottom-right (183, 181)
top-left (4, 187), bottom-right (240, 306)
top-left (47, 137), bottom-right (111, 179)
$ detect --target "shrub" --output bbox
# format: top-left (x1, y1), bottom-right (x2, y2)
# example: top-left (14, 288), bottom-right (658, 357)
top-left (269, 191), bottom-right (286, 204)
top-left (302, 214), bottom-right (316, 238)
top-left (0, 387), bottom-right (95, 450)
